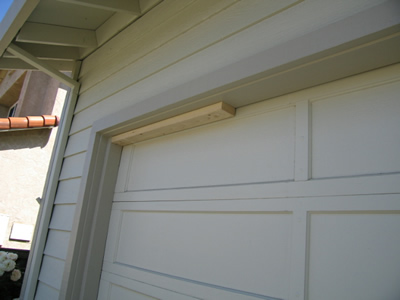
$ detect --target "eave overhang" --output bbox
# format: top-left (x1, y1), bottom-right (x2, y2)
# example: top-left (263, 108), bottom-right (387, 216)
top-left (0, 0), bottom-right (163, 73)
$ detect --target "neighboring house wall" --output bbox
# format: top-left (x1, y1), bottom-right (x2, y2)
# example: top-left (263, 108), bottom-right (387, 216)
top-left (0, 71), bottom-right (66, 250)
top-left (0, 70), bottom-right (27, 117)
top-left (25, 0), bottom-right (400, 299)
top-left (0, 106), bottom-right (8, 116)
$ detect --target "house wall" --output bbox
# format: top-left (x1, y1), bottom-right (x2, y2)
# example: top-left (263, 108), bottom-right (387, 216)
top-left (0, 105), bottom-right (8, 116)
top-left (32, 0), bottom-right (398, 298)
top-left (0, 87), bottom-right (67, 250)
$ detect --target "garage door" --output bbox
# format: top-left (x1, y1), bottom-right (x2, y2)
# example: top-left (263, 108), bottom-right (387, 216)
top-left (97, 71), bottom-right (400, 300)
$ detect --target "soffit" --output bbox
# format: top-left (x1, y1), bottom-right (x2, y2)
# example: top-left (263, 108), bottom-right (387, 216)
top-left (0, 0), bottom-right (162, 72)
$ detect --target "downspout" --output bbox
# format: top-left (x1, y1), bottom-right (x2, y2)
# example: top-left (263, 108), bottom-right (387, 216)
top-left (7, 43), bottom-right (81, 300)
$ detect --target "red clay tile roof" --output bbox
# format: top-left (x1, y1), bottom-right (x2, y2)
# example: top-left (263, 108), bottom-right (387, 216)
top-left (0, 115), bottom-right (59, 131)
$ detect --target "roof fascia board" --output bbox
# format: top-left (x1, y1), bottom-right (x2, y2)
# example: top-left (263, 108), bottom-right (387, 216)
top-left (7, 43), bottom-right (80, 89)
top-left (0, 0), bottom-right (40, 57)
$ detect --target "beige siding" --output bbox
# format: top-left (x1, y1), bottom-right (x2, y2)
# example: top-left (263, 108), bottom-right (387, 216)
top-left (48, 204), bottom-right (76, 231)
top-left (33, 0), bottom-right (396, 298)
top-left (71, 0), bottom-right (380, 134)
top-left (63, 128), bottom-right (91, 157)
top-left (35, 282), bottom-right (59, 300)
top-left (43, 230), bottom-right (70, 260)
top-left (100, 70), bottom-right (400, 299)
top-left (38, 256), bottom-right (65, 290)
top-left (59, 153), bottom-right (86, 180)
top-left (54, 178), bottom-right (81, 205)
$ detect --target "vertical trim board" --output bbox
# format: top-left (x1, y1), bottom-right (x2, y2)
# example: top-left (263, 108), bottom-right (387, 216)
top-left (295, 100), bottom-right (311, 181)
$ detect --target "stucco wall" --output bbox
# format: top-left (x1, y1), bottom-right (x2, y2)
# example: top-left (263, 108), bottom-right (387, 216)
top-left (0, 88), bottom-right (67, 250)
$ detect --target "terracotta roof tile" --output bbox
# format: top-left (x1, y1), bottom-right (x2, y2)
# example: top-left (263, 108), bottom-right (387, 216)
top-left (0, 115), bottom-right (59, 131)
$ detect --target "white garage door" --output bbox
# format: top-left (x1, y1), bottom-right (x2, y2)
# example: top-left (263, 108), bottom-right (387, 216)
top-left (98, 70), bottom-right (400, 300)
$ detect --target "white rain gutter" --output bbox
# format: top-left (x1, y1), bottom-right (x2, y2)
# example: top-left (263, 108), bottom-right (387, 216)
top-left (7, 43), bottom-right (81, 300)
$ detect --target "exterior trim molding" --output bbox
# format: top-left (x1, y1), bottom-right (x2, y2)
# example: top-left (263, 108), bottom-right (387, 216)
top-left (19, 62), bottom-right (81, 300)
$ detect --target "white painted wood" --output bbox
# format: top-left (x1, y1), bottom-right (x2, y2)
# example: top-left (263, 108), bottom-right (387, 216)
top-left (311, 79), bottom-right (400, 178)
top-left (110, 194), bottom-right (400, 216)
top-left (82, 0), bottom-right (163, 57)
top-left (20, 62), bottom-right (81, 300)
top-left (59, 153), bottom-right (86, 180)
top-left (64, 129), bottom-right (91, 157)
top-left (76, 0), bottom-right (384, 106)
top-left (54, 179), bottom-right (81, 205)
top-left (58, 0), bottom-right (140, 14)
top-left (7, 43), bottom-right (79, 88)
top-left (49, 204), bottom-right (76, 231)
top-left (139, 0), bottom-right (163, 14)
top-left (44, 230), bottom-right (71, 260)
top-left (98, 272), bottom-right (198, 300)
top-left (115, 173), bottom-right (400, 202)
top-left (71, 39), bottom-right (400, 137)
top-left (59, 140), bottom-right (122, 300)
top-left (0, 0), bottom-right (39, 56)
top-left (100, 194), bottom-right (400, 300)
top-left (124, 106), bottom-right (295, 190)
top-left (97, 65), bottom-right (400, 300)
top-left (35, 282), bottom-right (60, 300)
top-left (3, 43), bottom-right (80, 60)
top-left (101, 265), bottom-right (284, 300)
top-left (0, 57), bottom-right (75, 71)
top-left (295, 100), bottom-right (310, 181)
top-left (16, 22), bottom-right (97, 48)
top-left (77, 0), bottom-right (222, 89)
top-left (77, 0), bottom-right (297, 105)
top-left (114, 145), bottom-right (133, 193)
top-left (36, 2), bottom-right (400, 299)
top-left (288, 209), bottom-right (308, 300)
top-left (27, 0), bottom-right (113, 30)
top-left (81, 13), bottom-right (138, 58)
top-left (104, 209), bottom-right (292, 299)
top-left (38, 255), bottom-right (65, 290)
top-left (307, 212), bottom-right (400, 300)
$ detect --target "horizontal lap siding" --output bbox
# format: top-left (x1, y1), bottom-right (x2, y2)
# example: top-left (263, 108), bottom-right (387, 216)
top-left (63, 129), bottom-right (91, 157)
top-left (34, 0), bottom-right (392, 298)
top-left (37, 134), bottom-right (86, 297)
top-left (35, 282), bottom-right (59, 300)
top-left (38, 256), bottom-right (65, 290)
top-left (54, 178), bottom-right (81, 205)
top-left (72, 0), bottom-right (380, 134)
top-left (43, 230), bottom-right (70, 260)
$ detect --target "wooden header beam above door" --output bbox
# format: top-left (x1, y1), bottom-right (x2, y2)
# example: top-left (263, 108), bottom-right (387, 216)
top-left (112, 102), bottom-right (236, 146)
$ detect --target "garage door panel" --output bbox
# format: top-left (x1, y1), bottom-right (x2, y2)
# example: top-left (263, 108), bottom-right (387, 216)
top-left (101, 262), bottom-right (282, 300)
top-left (311, 80), bottom-right (400, 179)
top-left (307, 212), bottom-right (400, 300)
top-left (98, 272), bottom-right (198, 300)
top-left (101, 68), bottom-right (400, 300)
top-left (104, 209), bottom-right (292, 299)
top-left (124, 106), bottom-right (295, 191)
top-left (114, 173), bottom-right (400, 202)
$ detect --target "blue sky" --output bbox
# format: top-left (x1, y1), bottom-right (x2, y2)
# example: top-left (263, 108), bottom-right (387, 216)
top-left (0, 0), bottom-right (13, 22)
